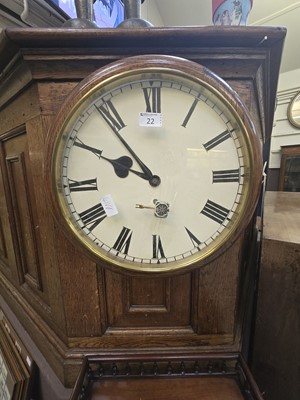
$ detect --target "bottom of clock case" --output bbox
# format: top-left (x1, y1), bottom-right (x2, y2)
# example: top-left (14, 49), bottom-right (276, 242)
top-left (70, 352), bottom-right (262, 400)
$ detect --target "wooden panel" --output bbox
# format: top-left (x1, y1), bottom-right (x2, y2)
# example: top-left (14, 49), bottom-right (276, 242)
top-left (0, 216), bottom-right (7, 259)
top-left (0, 167), bottom-right (9, 263)
top-left (105, 271), bottom-right (191, 328)
top-left (37, 81), bottom-right (78, 115)
top-left (252, 192), bottom-right (300, 400)
top-left (0, 147), bottom-right (18, 276)
top-left (103, 236), bottom-right (243, 334)
top-left (26, 113), bottom-right (67, 333)
top-left (90, 377), bottom-right (245, 400)
top-left (55, 228), bottom-right (104, 338)
top-left (0, 122), bottom-right (55, 318)
top-left (4, 133), bottom-right (43, 290)
top-left (0, 85), bottom-right (41, 136)
top-left (193, 237), bottom-right (243, 335)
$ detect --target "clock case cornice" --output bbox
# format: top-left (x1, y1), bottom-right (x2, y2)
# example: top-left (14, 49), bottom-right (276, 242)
top-left (0, 26), bottom-right (286, 388)
top-left (0, 25), bottom-right (286, 142)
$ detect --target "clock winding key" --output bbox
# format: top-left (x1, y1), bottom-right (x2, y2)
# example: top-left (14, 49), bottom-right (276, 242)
top-left (135, 199), bottom-right (170, 218)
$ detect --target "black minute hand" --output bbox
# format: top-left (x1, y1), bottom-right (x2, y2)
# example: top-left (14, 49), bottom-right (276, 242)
top-left (95, 103), bottom-right (161, 187)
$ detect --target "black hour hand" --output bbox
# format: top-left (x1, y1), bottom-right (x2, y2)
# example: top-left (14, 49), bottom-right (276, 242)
top-left (107, 155), bottom-right (132, 178)
top-left (74, 139), bottom-right (159, 183)
top-left (101, 154), bottom-right (160, 183)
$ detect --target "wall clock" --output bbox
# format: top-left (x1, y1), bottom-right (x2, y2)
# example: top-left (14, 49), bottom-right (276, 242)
top-left (47, 55), bottom-right (262, 273)
top-left (287, 91), bottom-right (300, 128)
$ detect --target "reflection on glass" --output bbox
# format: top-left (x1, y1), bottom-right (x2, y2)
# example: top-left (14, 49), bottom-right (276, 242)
top-left (283, 156), bottom-right (300, 192)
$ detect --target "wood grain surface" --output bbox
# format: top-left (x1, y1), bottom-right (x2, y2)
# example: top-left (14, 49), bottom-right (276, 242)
top-left (89, 377), bottom-right (245, 400)
top-left (252, 191), bottom-right (300, 400)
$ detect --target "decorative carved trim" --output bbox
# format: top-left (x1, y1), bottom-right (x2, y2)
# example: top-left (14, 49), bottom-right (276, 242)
top-left (6, 151), bottom-right (43, 290)
top-left (0, 216), bottom-right (8, 260)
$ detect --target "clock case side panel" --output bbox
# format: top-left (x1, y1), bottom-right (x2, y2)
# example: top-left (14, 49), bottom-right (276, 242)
top-left (0, 78), bottom-right (107, 336)
top-left (0, 84), bottom-right (109, 386)
top-left (0, 85), bottom-right (67, 334)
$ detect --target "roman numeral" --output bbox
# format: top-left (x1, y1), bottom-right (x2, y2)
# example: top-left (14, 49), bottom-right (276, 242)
top-left (74, 138), bottom-right (102, 158)
top-left (113, 227), bottom-right (132, 255)
top-left (203, 130), bottom-right (231, 150)
top-left (96, 100), bottom-right (126, 132)
top-left (79, 203), bottom-right (107, 231)
top-left (185, 227), bottom-right (201, 248)
top-left (200, 200), bottom-right (230, 225)
top-left (152, 235), bottom-right (166, 260)
top-left (182, 98), bottom-right (199, 127)
top-left (143, 83), bottom-right (161, 113)
top-left (68, 178), bottom-right (98, 192)
top-left (213, 169), bottom-right (240, 183)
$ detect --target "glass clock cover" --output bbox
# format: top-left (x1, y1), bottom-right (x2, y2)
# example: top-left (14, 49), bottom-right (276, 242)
top-left (48, 55), bottom-right (262, 273)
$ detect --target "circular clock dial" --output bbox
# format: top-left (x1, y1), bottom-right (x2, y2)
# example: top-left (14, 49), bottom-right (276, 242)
top-left (49, 55), bottom-right (262, 273)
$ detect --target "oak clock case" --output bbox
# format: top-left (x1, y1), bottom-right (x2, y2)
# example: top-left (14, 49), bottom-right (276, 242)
top-left (47, 55), bottom-right (262, 274)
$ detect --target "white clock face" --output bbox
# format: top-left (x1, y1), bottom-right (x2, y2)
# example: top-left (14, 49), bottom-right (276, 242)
top-left (52, 57), bottom-right (261, 273)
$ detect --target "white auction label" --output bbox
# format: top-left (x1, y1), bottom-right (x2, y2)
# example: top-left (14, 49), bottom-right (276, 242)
top-left (100, 195), bottom-right (118, 217)
top-left (139, 112), bottom-right (162, 127)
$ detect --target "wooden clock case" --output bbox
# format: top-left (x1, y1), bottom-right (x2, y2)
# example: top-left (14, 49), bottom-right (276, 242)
top-left (0, 26), bottom-right (285, 392)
